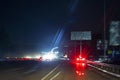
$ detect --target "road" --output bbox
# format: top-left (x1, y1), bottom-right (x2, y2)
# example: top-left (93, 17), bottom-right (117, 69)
top-left (0, 60), bottom-right (119, 80)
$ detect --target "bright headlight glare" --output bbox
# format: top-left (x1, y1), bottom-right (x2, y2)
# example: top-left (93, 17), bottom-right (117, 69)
top-left (42, 54), bottom-right (57, 60)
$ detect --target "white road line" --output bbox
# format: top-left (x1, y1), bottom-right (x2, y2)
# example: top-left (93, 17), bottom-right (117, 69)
top-left (88, 64), bottom-right (120, 78)
top-left (41, 65), bottom-right (60, 80)
top-left (50, 71), bottom-right (61, 80)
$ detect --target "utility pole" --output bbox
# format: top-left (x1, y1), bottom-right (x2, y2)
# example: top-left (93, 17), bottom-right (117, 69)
top-left (103, 0), bottom-right (106, 60)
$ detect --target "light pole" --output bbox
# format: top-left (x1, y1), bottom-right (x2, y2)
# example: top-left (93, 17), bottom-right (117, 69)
top-left (103, 0), bottom-right (107, 60)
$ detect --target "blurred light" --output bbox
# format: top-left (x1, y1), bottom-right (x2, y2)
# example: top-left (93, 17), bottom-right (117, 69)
top-left (82, 58), bottom-right (85, 61)
top-left (34, 55), bottom-right (41, 59)
top-left (79, 56), bottom-right (82, 58)
top-left (64, 54), bottom-right (68, 58)
top-left (76, 70), bottom-right (85, 76)
top-left (82, 72), bottom-right (85, 75)
top-left (25, 56), bottom-right (32, 59)
top-left (76, 58), bottom-right (80, 61)
top-left (76, 71), bottom-right (79, 74)
top-left (42, 53), bottom-right (57, 61)
top-left (82, 63), bottom-right (85, 67)
top-left (54, 51), bottom-right (59, 54)
top-left (76, 63), bottom-right (80, 65)
top-left (51, 47), bottom-right (58, 52)
top-left (76, 57), bottom-right (86, 62)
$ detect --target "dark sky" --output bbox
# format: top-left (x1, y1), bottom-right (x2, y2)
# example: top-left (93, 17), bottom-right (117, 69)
top-left (0, 0), bottom-right (120, 51)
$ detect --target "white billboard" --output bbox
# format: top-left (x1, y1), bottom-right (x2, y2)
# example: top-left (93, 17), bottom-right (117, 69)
top-left (110, 21), bottom-right (120, 46)
top-left (71, 31), bottom-right (91, 40)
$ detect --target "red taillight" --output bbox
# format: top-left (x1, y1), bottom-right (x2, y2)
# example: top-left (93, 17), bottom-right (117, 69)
top-left (76, 70), bottom-right (85, 76)
top-left (81, 72), bottom-right (85, 75)
top-left (76, 57), bottom-right (86, 61)
top-left (76, 71), bottom-right (79, 74)
top-left (76, 63), bottom-right (80, 65)
top-left (81, 58), bottom-right (85, 61)
top-left (82, 63), bottom-right (85, 66)
top-left (76, 58), bottom-right (80, 61)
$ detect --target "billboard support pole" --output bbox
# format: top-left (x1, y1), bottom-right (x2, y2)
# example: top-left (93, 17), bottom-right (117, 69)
top-left (74, 41), bottom-right (76, 59)
top-left (71, 31), bottom-right (91, 58)
top-left (80, 40), bottom-right (82, 57)
top-left (103, 0), bottom-right (106, 60)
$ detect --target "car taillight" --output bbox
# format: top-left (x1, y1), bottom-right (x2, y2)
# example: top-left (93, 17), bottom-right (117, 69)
top-left (76, 57), bottom-right (86, 61)
top-left (76, 70), bottom-right (85, 76)
top-left (76, 58), bottom-right (80, 61)
top-left (82, 63), bottom-right (85, 67)
top-left (81, 58), bottom-right (85, 61)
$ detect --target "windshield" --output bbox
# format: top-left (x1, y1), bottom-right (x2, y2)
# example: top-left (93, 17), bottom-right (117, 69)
top-left (0, 0), bottom-right (120, 80)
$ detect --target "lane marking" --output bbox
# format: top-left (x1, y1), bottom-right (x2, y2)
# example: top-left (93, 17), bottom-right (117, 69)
top-left (41, 64), bottom-right (60, 80)
top-left (88, 64), bottom-right (120, 78)
top-left (50, 71), bottom-right (61, 80)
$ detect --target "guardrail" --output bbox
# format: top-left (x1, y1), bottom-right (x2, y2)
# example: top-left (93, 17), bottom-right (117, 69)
top-left (87, 60), bottom-right (120, 78)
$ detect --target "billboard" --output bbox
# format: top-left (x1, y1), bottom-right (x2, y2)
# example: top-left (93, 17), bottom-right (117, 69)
top-left (110, 21), bottom-right (120, 46)
top-left (71, 31), bottom-right (91, 40)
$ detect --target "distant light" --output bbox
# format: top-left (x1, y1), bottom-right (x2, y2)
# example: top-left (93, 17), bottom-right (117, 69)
top-left (76, 63), bottom-right (80, 65)
top-left (81, 58), bottom-right (85, 61)
top-left (81, 73), bottom-right (85, 75)
top-left (79, 56), bottom-right (82, 58)
top-left (25, 56), bottom-right (32, 59)
top-left (42, 53), bottom-right (57, 61)
top-left (76, 71), bottom-right (79, 74)
top-left (82, 63), bottom-right (85, 67)
top-left (64, 54), bottom-right (68, 58)
top-left (76, 70), bottom-right (85, 76)
top-left (34, 55), bottom-right (41, 59)
top-left (76, 58), bottom-right (80, 61)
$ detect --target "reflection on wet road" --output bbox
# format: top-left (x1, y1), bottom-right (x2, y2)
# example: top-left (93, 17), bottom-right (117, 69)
top-left (0, 60), bottom-right (119, 80)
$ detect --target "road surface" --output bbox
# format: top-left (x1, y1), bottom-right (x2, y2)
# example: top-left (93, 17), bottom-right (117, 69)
top-left (0, 60), bottom-right (119, 80)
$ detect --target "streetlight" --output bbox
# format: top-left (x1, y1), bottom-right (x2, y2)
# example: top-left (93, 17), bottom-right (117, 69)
top-left (103, 0), bottom-right (107, 60)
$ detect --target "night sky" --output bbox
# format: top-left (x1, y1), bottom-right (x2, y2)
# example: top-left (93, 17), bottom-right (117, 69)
top-left (0, 0), bottom-right (120, 53)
